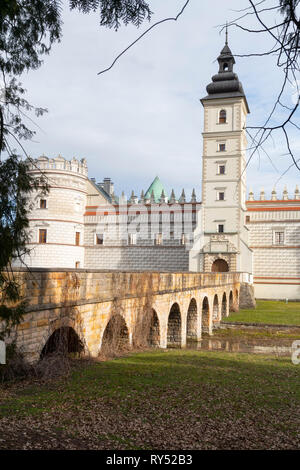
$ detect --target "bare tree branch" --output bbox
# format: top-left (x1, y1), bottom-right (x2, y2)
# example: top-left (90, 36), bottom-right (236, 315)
top-left (227, 0), bottom-right (300, 173)
top-left (97, 0), bottom-right (190, 75)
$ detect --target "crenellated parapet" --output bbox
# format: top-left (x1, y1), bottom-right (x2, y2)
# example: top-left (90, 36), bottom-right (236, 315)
top-left (26, 155), bottom-right (88, 177)
top-left (247, 185), bottom-right (300, 201)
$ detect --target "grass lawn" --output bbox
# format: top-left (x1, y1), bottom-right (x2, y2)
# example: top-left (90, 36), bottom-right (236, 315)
top-left (224, 300), bottom-right (300, 325)
top-left (0, 349), bottom-right (299, 450)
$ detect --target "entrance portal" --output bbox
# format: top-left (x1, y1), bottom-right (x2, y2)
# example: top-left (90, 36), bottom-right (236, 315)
top-left (211, 259), bottom-right (229, 272)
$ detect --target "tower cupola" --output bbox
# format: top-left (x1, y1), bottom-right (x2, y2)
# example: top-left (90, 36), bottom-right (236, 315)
top-left (203, 29), bottom-right (249, 112)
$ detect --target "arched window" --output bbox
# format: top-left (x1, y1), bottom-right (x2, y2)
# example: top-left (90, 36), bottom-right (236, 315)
top-left (223, 63), bottom-right (229, 71)
top-left (219, 109), bottom-right (226, 124)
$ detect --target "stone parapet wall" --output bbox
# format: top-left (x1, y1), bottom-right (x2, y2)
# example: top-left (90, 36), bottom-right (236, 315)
top-left (12, 269), bottom-right (242, 312)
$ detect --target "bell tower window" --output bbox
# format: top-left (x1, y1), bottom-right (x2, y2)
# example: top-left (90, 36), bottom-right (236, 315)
top-left (219, 110), bottom-right (226, 124)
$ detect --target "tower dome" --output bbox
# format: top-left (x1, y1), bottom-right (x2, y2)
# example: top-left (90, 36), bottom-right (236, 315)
top-left (202, 30), bottom-right (249, 111)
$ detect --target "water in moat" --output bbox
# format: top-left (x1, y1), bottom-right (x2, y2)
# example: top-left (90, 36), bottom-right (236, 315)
top-left (184, 326), bottom-right (300, 356)
top-left (186, 338), bottom-right (292, 356)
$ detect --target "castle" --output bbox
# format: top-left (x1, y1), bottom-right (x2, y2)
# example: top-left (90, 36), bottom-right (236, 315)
top-left (20, 40), bottom-right (300, 301)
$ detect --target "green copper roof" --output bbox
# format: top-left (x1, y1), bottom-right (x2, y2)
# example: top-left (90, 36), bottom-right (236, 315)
top-left (144, 176), bottom-right (168, 203)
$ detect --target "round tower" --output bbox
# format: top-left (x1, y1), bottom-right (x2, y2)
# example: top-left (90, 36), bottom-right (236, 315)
top-left (22, 155), bottom-right (88, 268)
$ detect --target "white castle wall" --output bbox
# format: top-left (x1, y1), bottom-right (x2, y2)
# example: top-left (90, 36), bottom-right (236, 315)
top-left (246, 192), bottom-right (300, 300)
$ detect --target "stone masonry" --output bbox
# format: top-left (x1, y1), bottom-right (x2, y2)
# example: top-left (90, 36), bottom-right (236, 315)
top-left (10, 269), bottom-right (247, 362)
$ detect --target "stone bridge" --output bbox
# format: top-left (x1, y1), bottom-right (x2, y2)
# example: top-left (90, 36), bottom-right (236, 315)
top-left (11, 269), bottom-right (253, 362)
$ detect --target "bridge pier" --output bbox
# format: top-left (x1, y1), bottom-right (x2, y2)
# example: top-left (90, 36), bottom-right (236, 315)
top-left (158, 317), bottom-right (167, 349)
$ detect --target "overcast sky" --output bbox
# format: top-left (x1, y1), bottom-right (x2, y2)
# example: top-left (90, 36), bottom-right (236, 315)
top-left (19, 0), bottom-right (300, 200)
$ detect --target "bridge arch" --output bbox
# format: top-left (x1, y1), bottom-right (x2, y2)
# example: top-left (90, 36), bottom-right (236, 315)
top-left (229, 290), bottom-right (234, 312)
top-left (221, 292), bottom-right (227, 318)
top-left (101, 314), bottom-right (129, 355)
top-left (235, 289), bottom-right (239, 310)
top-left (148, 309), bottom-right (160, 347)
top-left (167, 303), bottom-right (181, 348)
top-left (186, 298), bottom-right (198, 342)
top-left (213, 294), bottom-right (219, 323)
top-left (202, 296), bottom-right (210, 333)
top-left (133, 308), bottom-right (160, 348)
top-left (40, 326), bottom-right (84, 358)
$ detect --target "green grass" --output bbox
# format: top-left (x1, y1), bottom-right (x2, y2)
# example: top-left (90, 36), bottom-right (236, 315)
top-left (0, 349), bottom-right (300, 449)
top-left (224, 300), bottom-right (300, 325)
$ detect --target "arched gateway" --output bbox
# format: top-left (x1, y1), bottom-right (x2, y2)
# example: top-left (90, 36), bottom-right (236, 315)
top-left (211, 259), bottom-right (229, 272)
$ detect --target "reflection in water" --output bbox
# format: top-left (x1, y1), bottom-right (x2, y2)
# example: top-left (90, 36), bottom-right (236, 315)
top-left (186, 338), bottom-right (292, 356)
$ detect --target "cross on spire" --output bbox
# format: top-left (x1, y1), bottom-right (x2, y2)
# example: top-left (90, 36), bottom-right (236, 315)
top-left (225, 21), bottom-right (228, 46)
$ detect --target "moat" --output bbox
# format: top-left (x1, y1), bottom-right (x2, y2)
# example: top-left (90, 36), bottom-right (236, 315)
top-left (186, 325), bottom-right (300, 356)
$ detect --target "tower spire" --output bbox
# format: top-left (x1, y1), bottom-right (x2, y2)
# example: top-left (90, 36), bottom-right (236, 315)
top-left (225, 21), bottom-right (228, 46)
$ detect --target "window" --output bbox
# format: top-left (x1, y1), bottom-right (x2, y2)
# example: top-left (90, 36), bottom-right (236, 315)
top-left (274, 231), bottom-right (284, 245)
top-left (218, 192), bottom-right (225, 201)
top-left (39, 229), bottom-right (47, 244)
top-left (218, 165), bottom-right (226, 175)
top-left (75, 201), bottom-right (81, 213)
top-left (223, 63), bottom-right (229, 72)
top-left (95, 234), bottom-right (104, 245)
top-left (219, 110), bottom-right (226, 124)
top-left (246, 216), bottom-right (250, 223)
top-left (128, 233), bottom-right (137, 245)
top-left (75, 232), bottom-right (80, 246)
top-left (218, 224), bottom-right (224, 233)
top-left (40, 199), bottom-right (47, 209)
top-left (75, 261), bottom-right (80, 269)
top-left (155, 233), bottom-right (162, 245)
top-left (219, 143), bottom-right (226, 152)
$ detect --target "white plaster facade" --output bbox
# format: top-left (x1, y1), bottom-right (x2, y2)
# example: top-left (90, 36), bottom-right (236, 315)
top-left (246, 196), bottom-right (300, 300)
top-left (192, 96), bottom-right (252, 274)
top-left (22, 155), bottom-right (88, 269)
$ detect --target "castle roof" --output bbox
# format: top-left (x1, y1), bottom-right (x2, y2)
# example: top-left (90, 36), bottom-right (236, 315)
top-left (144, 176), bottom-right (168, 203)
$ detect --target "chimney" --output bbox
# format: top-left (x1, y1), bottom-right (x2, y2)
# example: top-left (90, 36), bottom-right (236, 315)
top-left (100, 177), bottom-right (114, 196)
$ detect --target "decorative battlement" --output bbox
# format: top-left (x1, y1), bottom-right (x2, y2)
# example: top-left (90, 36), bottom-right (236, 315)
top-left (26, 155), bottom-right (88, 177)
top-left (248, 185), bottom-right (300, 201)
top-left (124, 188), bottom-right (197, 205)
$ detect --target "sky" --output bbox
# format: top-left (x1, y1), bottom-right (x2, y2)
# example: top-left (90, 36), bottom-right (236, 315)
top-left (18, 0), bottom-right (300, 200)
